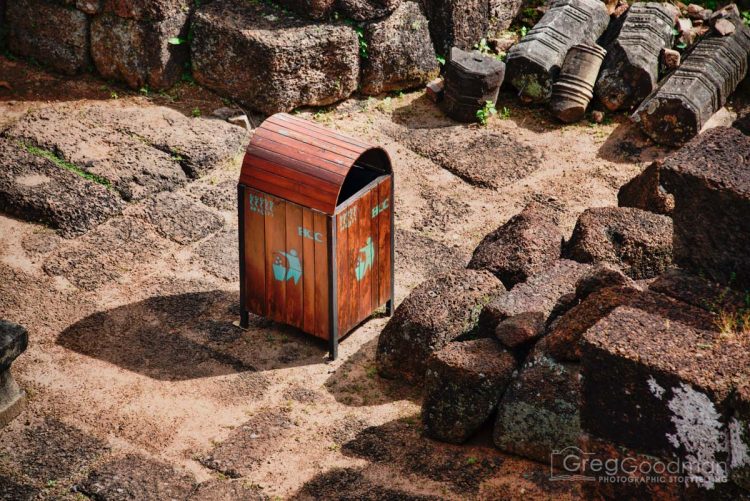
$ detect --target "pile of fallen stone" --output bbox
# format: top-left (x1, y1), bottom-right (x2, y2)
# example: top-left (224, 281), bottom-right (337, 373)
top-left (376, 125), bottom-right (750, 497)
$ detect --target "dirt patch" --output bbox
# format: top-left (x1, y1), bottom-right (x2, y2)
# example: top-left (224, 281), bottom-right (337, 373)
top-left (194, 227), bottom-right (239, 282)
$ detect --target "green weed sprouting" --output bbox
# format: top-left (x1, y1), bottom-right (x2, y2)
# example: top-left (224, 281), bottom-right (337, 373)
top-left (476, 100), bottom-right (497, 126)
top-left (19, 142), bottom-right (113, 189)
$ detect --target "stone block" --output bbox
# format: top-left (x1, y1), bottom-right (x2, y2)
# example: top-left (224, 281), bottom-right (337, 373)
top-left (581, 291), bottom-right (750, 492)
top-left (617, 161), bottom-right (675, 216)
top-left (360, 1), bottom-right (439, 95)
top-left (659, 127), bottom-right (750, 290)
top-left (91, 10), bottom-right (190, 90)
top-left (376, 269), bottom-right (504, 384)
top-left (337, 0), bottom-right (401, 21)
top-left (565, 206), bottom-right (673, 280)
top-left (7, 0), bottom-right (90, 75)
top-left (468, 201), bottom-right (562, 289)
top-left (0, 138), bottom-right (125, 237)
top-left (422, 339), bottom-right (517, 443)
top-left (191, 0), bottom-right (360, 114)
top-left (494, 353), bottom-right (581, 464)
top-left (421, 0), bottom-right (489, 56)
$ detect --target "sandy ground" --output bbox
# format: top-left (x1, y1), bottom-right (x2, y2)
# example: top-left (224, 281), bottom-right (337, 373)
top-left (0, 54), bottom-right (692, 499)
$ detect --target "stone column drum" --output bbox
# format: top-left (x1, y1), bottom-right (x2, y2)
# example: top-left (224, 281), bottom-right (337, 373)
top-left (551, 43), bottom-right (607, 123)
top-left (505, 0), bottom-right (610, 103)
top-left (441, 47), bottom-right (506, 123)
top-left (596, 3), bottom-right (678, 112)
top-left (0, 320), bottom-right (28, 427)
top-left (632, 14), bottom-right (750, 145)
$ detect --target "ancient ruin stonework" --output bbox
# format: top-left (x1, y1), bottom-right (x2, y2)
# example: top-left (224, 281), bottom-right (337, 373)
top-left (376, 269), bottom-right (503, 383)
top-left (565, 206), bottom-right (673, 280)
top-left (7, 0), bottom-right (91, 75)
top-left (494, 353), bottom-right (580, 464)
top-left (191, 0), bottom-right (360, 114)
top-left (468, 202), bottom-right (562, 289)
top-left (632, 15), bottom-right (750, 145)
top-left (360, 2), bottom-right (439, 95)
top-left (660, 127), bottom-right (750, 290)
top-left (338, 0), bottom-right (402, 21)
top-left (91, 9), bottom-right (191, 90)
top-left (422, 339), bottom-right (516, 443)
top-left (596, 3), bottom-right (678, 112)
top-left (617, 161), bottom-right (675, 216)
top-left (422, 0), bottom-right (489, 56)
top-left (441, 47), bottom-right (506, 123)
top-left (505, 0), bottom-right (609, 102)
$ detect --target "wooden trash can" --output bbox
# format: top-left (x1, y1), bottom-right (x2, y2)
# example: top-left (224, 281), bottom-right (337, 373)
top-left (238, 113), bottom-right (394, 359)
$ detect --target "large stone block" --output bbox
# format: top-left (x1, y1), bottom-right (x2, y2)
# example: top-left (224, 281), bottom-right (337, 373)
top-left (337, 0), bottom-right (401, 21)
top-left (494, 353), bottom-right (580, 464)
top-left (505, 0), bottom-right (609, 102)
top-left (0, 139), bottom-right (125, 237)
top-left (376, 269), bottom-right (504, 384)
top-left (360, 1), bottom-right (439, 95)
top-left (479, 259), bottom-right (592, 332)
top-left (0, 0), bottom-right (6, 49)
top-left (490, 0), bottom-right (524, 32)
top-left (422, 0), bottom-right (489, 56)
top-left (422, 338), bottom-right (517, 444)
top-left (581, 291), bottom-right (750, 492)
top-left (565, 206), bottom-right (673, 280)
top-left (0, 321), bottom-right (28, 428)
top-left (100, 0), bottom-right (190, 20)
top-left (660, 127), bottom-right (750, 290)
top-left (276, 0), bottom-right (335, 20)
top-left (192, 0), bottom-right (360, 114)
top-left (7, 0), bottom-right (91, 75)
top-left (468, 201), bottom-right (562, 289)
top-left (91, 10), bottom-right (190, 90)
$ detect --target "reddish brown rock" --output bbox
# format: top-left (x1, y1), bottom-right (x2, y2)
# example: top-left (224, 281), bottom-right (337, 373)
top-left (422, 0), bottom-right (489, 56)
top-left (7, 0), bottom-right (91, 75)
top-left (495, 311), bottom-right (546, 349)
top-left (565, 206), bottom-right (673, 279)
top-left (337, 0), bottom-right (401, 21)
top-left (91, 10), bottom-right (190, 90)
top-left (537, 286), bottom-right (641, 362)
top-left (359, 2), bottom-right (439, 96)
top-left (191, 0), bottom-right (359, 114)
top-left (468, 202), bottom-right (563, 289)
top-left (648, 268), bottom-right (747, 314)
top-left (659, 127), bottom-right (750, 290)
top-left (581, 291), bottom-right (750, 492)
top-left (422, 339), bottom-right (517, 443)
top-left (574, 263), bottom-right (635, 301)
top-left (480, 260), bottom-right (592, 332)
top-left (376, 269), bottom-right (504, 384)
top-left (617, 161), bottom-right (675, 216)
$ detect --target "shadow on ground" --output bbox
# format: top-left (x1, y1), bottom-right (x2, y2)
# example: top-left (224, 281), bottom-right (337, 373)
top-left (596, 115), bottom-right (672, 165)
top-left (57, 290), bottom-right (328, 380)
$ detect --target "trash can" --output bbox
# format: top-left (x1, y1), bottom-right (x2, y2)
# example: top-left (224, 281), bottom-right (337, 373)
top-left (238, 113), bottom-right (394, 359)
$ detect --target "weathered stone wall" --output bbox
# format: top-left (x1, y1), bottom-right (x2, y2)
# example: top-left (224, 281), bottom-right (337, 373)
top-left (0, 0), bottom-right (447, 112)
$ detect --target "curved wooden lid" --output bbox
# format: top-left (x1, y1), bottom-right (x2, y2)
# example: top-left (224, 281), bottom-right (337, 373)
top-left (240, 113), bottom-right (391, 215)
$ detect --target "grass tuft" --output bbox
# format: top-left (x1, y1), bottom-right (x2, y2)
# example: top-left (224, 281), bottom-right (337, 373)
top-left (19, 142), bottom-right (113, 189)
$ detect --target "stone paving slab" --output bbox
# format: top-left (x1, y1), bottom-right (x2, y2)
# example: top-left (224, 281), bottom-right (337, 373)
top-left (0, 138), bottom-right (124, 237)
top-left (134, 191), bottom-right (224, 245)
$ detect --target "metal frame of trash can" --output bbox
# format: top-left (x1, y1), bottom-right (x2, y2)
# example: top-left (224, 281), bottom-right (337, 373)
top-left (238, 113), bottom-right (394, 360)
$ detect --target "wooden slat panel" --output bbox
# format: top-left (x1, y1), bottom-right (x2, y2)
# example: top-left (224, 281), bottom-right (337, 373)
top-left (243, 158), bottom-right (340, 199)
top-left (285, 203), bottom-right (304, 330)
top-left (302, 209), bottom-right (316, 335)
top-left (240, 174), bottom-right (336, 216)
top-left (356, 190), bottom-right (374, 324)
top-left (243, 148), bottom-right (345, 185)
top-left (378, 177), bottom-right (392, 306)
top-left (255, 126), bottom-right (359, 165)
top-left (370, 180), bottom-right (382, 311)
top-left (337, 203), bottom-right (353, 334)
top-left (249, 135), bottom-right (350, 177)
top-left (244, 188), bottom-right (268, 316)
top-left (313, 212), bottom-right (330, 339)
top-left (269, 114), bottom-right (372, 151)
top-left (264, 195), bottom-right (286, 323)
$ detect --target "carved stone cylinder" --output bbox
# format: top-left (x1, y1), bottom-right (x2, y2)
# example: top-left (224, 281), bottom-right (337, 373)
top-left (632, 16), bottom-right (750, 145)
top-left (505, 0), bottom-right (610, 103)
top-left (0, 320), bottom-right (28, 428)
top-left (596, 3), bottom-right (678, 112)
top-left (551, 43), bottom-right (607, 123)
top-left (442, 47), bottom-right (506, 123)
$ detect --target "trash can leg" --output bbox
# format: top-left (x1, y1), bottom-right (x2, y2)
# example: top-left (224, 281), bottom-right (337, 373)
top-left (328, 326), bottom-right (339, 361)
top-left (240, 310), bottom-right (250, 329)
top-left (385, 299), bottom-right (394, 317)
